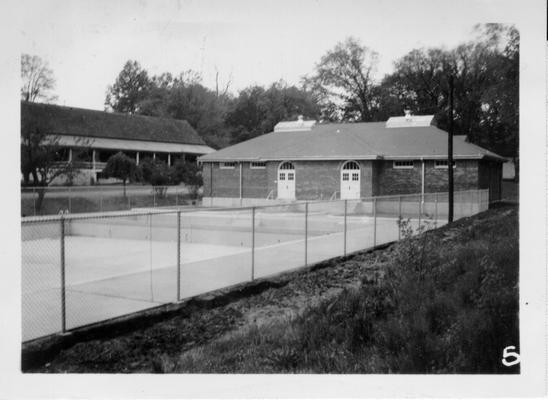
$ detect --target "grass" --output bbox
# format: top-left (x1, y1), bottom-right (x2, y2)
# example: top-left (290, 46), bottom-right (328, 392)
top-left (29, 205), bottom-right (518, 373)
top-left (502, 180), bottom-right (519, 202)
top-left (175, 207), bottom-right (519, 373)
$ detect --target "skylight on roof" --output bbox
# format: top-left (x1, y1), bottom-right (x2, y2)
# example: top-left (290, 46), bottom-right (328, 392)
top-left (385, 114), bottom-right (435, 128)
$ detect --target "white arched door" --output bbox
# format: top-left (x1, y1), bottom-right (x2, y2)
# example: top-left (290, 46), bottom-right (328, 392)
top-left (341, 161), bottom-right (360, 199)
top-left (277, 162), bottom-right (295, 200)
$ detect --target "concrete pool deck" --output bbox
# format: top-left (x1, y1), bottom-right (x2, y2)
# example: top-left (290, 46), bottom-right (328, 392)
top-left (22, 214), bottom-right (443, 341)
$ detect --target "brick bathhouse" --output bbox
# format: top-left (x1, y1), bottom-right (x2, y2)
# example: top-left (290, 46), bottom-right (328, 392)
top-left (21, 101), bottom-right (214, 185)
top-left (198, 115), bottom-right (505, 207)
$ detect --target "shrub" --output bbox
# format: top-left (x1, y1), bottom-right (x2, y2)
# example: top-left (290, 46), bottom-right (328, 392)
top-left (170, 160), bottom-right (203, 199)
top-left (138, 158), bottom-right (172, 198)
top-left (102, 152), bottom-right (138, 196)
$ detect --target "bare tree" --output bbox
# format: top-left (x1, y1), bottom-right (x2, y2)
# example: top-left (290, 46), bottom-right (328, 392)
top-left (214, 66), bottom-right (233, 98)
top-left (21, 54), bottom-right (57, 103)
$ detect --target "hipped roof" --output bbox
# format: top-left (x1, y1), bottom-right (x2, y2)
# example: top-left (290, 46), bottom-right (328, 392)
top-left (199, 122), bottom-right (505, 162)
top-left (21, 101), bottom-right (208, 146)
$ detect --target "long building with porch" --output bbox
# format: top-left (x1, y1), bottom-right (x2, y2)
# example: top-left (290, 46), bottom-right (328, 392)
top-left (21, 101), bottom-right (215, 185)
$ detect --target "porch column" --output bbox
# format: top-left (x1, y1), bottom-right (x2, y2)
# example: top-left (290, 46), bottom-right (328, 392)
top-left (68, 148), bottom-right (73, 163)
top-left (168, 153), bottom-right (171, 166)
top-left (92, 149), bottom-right (96, 170)
top-left (136, 152), bottom-right (140, 166)
top-left (153, 153), bottom-right (156, 161)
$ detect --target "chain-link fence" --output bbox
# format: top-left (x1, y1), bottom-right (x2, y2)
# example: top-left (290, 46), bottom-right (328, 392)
top-left (21, 185), bottom-right (198, 217)
top-left (21, 189), bottom-right (488, 342)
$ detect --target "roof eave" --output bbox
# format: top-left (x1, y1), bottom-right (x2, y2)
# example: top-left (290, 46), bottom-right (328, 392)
top-left (198, 155), bottom-right (381, 162)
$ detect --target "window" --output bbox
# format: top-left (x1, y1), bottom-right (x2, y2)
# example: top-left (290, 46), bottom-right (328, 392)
top-left (435, 160), bottom-right (456, 169)
top-left (279, 173), bottom-right (285, 180)
top-left (250, 161), bottom-right (266, 169)
top-left (279, 162), bottom-right (294, 170)
top-left (342, 161), bottom-right (360, 170)
top-left (352, 172), bottom-right (359, 181)
top-left (220, 162), bottom-right (236, 169)
top-left (342, 173), bottom-right (349, 181)
top-left (393, 160), bottom-right (414, 169)
top-left (288, 173), bottom-right (294, 181)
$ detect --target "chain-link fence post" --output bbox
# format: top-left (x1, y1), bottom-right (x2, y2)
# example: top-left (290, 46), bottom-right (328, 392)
top-left (148, 213), bottom-right (154, 302)
top-left (32, 186), bottom-right (36, 216)
top-left (373, 197), bottom-right (377, 247)
top-left (251, 206), bottom-right (255, 281)
top-left (60, 216), bottom-right (67, 333)
top-left (304, 202), bottom-right (308, 267)
top-left (153, 188), bottom-right (156, 208)
top-left (175, 188), bottom-right (179, 207)
top-left (417, 195), bottom-right (422, 231)
top-left (434, 192), bottom-right (438, 228)
top-left (398, 195), bottom-right (402, 241)
top-left (344, 199), bottom-right (347, 256)
top-left (99, 185), bottom-right (103, 213)
top-left (68, 186), bottom-right (72, 213)
top-left (177, 210), bottom-right (181, 301)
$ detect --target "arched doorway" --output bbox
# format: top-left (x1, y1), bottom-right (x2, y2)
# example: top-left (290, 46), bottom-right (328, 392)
top-left (277, 162), bottom-right (295, 200)
top-left (340, 161), bottom-right (360, 199)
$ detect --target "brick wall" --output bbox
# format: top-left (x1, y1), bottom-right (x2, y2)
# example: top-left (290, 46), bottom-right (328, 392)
top-left (295, 161), bottom-right (338, 199)
top-left (203, 160), bottom-right (374, 200)
top-left (374, 160), bottom-right (480, 196)
top-left (203, 161), bottom-right (277, 199)
top-left (203, 158), bottom-right (499, 200)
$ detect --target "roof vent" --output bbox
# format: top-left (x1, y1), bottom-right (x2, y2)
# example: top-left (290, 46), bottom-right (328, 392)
top-left (404, 109), bottom-right (412, 121)
top-left (274, 116), bottom-right (316, 132)
top-left (385, 113), bottom-right (435, 128)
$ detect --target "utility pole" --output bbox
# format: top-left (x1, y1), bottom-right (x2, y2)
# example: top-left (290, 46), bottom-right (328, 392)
top-left (448, 75), bottom-right (454, 222)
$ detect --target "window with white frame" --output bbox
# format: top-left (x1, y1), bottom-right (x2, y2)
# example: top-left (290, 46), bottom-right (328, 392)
top-left (279, 162), bottom-right (295, 170)
top-left (393, 160), bottom-right (414, 169)
top-left (220, 161), bottom-right (236, 169)
top-left (250, 161), bottom-right (266, 169)
top-left (435, 160), bottom-right (457, 169)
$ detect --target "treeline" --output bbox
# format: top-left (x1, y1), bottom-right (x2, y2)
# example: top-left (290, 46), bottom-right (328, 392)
top-left (105, 24), bottom-right (518, 167)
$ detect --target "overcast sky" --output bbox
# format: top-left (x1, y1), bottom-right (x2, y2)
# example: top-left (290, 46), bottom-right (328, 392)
top-left (17, 0), bottom-right (519, 111)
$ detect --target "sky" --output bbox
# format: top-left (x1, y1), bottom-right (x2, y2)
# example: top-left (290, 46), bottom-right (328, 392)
top-left (16, 0), bottom-right (520, 111)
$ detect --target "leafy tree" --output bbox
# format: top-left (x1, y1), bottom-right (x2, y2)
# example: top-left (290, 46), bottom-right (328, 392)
top-left (170, 160), bottom-right (203, 199)
top-left (303, 37), bottom-right (379, 122)
top-left (21, 54), bottom-right (57, 103)
top-left (226, 81), bottom-right (320, 143)
top-left (130, 70), bottom-right (232, 149)
top-left (381, 24), bottom-right (518, 179)
top-left (137, 157), bottom-right (173, 198)
top-left (21, 114), bottom-right (85, 211)
top-left (105, 60), bottom-right (151, 114)
top-left (102, 152), bottom-right (138, 196)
